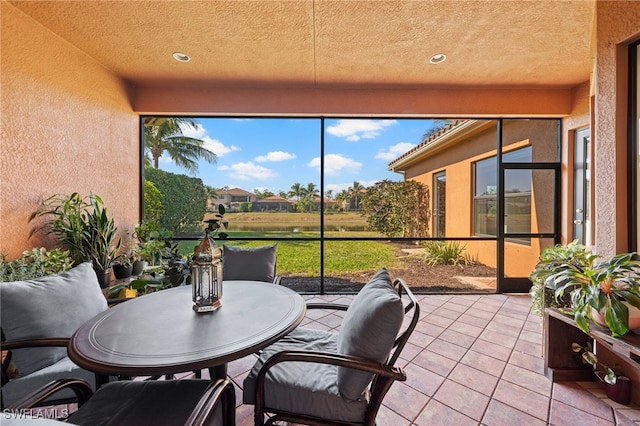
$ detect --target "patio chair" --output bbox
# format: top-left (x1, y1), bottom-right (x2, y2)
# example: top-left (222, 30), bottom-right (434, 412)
top-left (3, 377), bottom-right (236, 426)
top-left (0, 263), bottom-right (110, 409)
top-left (223, 244), bottom-right (281, 285)
top-left (243, 268), bottom-right (420, 426)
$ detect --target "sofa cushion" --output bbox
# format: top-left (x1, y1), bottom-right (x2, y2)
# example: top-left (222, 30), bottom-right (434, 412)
top-left (0, 262), bottom-right (108, 376)
top-left (0, 356), bottom-right (99, 408)
top-left (336, 268), bottom-right (404, 401)
top-left (243, 327), bottom-right (368, 423)
top-left (223, 244), bottom-right (276, 283)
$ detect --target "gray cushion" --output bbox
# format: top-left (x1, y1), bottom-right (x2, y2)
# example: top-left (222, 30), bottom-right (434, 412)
top-left (223, 244), bottom-right (276, 283)
top-left (0, 262), bottom-right (108, 376)
top-left (243, 327), bottom-right (368, 423)
top-left (68, 380), bottom-right (221, 426)
top-left (336, 268), bottom-right (403, 401)
top-left (0, 356), bottom-right (99, 408)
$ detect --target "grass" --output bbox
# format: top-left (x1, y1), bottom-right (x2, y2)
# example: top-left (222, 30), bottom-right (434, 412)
top-left (178, 211), bottom-right (398, 276)
top-left (176, 239), bottom-right (398, 276)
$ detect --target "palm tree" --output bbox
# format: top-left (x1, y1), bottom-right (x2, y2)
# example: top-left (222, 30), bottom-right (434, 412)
top-left (334, 189), bottom-right (349, 211)
top-left (288, 183), bottom-right (304, 200)
top-left (305, 182), bottom-right (319, 199)
top-left (349, 181), bottom-right (364, 210)
top-left (144, 117), bottom-right (217, 174)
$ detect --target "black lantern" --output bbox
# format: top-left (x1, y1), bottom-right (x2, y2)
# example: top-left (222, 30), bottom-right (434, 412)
top-left (191, 227), bottom-right (223, 313)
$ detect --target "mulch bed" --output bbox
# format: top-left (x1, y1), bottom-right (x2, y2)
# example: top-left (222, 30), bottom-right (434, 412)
top-left (279, 242), bottom-right (497, 294)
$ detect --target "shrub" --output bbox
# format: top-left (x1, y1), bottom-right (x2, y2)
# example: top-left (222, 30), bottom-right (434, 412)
top-left (422, 240), bottom-right (472, 266)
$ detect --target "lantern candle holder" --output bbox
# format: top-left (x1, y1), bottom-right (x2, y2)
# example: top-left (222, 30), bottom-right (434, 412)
top-left (191, 227), bottom-right (223, 313)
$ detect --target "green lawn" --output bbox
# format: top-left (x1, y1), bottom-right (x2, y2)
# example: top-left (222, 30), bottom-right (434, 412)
top-left (177, 239), bottom-right (397, 277)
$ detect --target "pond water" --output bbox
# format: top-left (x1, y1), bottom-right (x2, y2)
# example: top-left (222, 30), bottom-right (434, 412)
top-left (226, 225), bottom-right (367, 232)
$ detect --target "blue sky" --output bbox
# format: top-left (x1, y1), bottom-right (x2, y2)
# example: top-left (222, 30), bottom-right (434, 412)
top-left (156, 118), bottom-right (437, 196)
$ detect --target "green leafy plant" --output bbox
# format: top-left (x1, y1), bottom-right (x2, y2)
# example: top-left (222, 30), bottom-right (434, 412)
top-left (529, 240), bottom-right (595, 320)
top-left (29, 193), bottom-right (121, 270)
top-left (360, 179), bottom-right (430, 238)
top-left (422, 240), bottom-right (473, 266)
top-left (549, 250), bottom-right (640, 337)
top-left (107, 276), bottom-right (164, 299)
top-left (0, 248), bottom-right (73, 282)
top-left (204, 204), bottom-right (227, 238)
top-left (572, 342), bottom-right (620, 385)
top-left (82, 195), bottom-right (122, 270)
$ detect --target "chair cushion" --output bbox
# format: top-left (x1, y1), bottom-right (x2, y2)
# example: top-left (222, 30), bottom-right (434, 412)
top-left (1, 356), bottom-right (99, 408)
top-left (0, 262), bottom-right (108, 376)
top-left (336, 268), bottom-right (404, 401)
top-left (223, 244), bottom-right (276, 283)
top-left (243, 327), bottom-right (368, 423)
top-left (67, 379), bottom-right (219, 426)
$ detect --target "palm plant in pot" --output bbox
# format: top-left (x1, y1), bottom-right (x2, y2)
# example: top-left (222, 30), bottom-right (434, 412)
top-left (549, 251), bottom-right (640, 337)
top-left (529, 240), bottom-right (594, 321)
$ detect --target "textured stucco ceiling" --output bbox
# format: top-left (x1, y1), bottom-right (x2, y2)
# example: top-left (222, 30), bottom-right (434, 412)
top-left (9, 0), bottom-right (595, 89)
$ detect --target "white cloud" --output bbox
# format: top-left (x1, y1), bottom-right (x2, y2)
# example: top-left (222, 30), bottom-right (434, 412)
top-left (218, 162), bottom-right (277, 181)
top-left (308, 154), bottom-right (362, 176)
top-left (375, 142), bottom-right (416, 161)
top-left (326, 119), bottom-right (398, 141)
top-left (255, 151), bottom-right (297, 162)
top-left (180, 122), bottom-right (207, 138)
top-left (202, 137), bottom-right (240, 157)
top-left (179, 123), bottom-right (239, 157)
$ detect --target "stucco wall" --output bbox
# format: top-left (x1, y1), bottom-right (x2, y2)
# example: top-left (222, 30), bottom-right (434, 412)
top-left (402, 120), bottom-right (557, 277)
top-left (0, 3), bottom-right (140, 260)
top-left (594, 1), bottom-right (640, 256)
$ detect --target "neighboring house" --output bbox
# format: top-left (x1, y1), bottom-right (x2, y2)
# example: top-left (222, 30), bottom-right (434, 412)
top-left (253, 196), bottom-right (294, 212)
top-left (213, 188), bottom-right (257, 212)
top-left (388, 119), bottom-right (558, 278)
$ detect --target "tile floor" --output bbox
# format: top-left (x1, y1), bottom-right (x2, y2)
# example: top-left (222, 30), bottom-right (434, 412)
top-left (223, 293), bottom-right (640, 425)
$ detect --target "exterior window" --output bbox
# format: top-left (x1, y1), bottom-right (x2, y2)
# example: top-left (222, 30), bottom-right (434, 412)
top-left (473, 147), bottom-right (532, 242)
top-left (433, 171), bottom-right (446, 237)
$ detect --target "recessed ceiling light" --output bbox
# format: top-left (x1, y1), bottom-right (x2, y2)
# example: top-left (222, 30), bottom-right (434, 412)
top-left (173, 52), bottom-right (191, 63)
top-left (429, 53), bottom-right (447, 64)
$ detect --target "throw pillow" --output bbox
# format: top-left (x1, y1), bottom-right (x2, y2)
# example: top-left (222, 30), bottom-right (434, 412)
top-left (0, 262), bottom-right (108, 375)
top-left (222, 244), bottom-right (277, 283)
top-left (336, 268), bottom-right (404, 401)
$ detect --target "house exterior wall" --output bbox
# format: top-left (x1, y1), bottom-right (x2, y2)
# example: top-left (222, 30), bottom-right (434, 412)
top-left (0, 3), bottom-right (139, 259)
top-left (593, 1), bottom-right (640, 257)
top-left (401, 120), bottom-right (557, 277)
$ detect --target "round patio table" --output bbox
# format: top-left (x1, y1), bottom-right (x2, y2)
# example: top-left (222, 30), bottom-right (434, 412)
top-left (68, 281), bottom-right (306, 381)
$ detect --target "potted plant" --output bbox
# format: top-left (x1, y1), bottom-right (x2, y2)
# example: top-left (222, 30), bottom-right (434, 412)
top-left (547, 249), bottom-right (640, 337)
top-left (112, 250), bottom-right (135, 279)
top-left (29, 193), bottom-right (122, 288)
top-left (572, 341), bottom-right (631, 404)
top-left (529, 240), bottom-right (594, 321)
top-left (0, 247), bottom-right (74, 282)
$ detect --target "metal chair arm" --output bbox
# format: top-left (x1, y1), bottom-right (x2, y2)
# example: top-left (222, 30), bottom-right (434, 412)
top-left (184, 378), bottom-right (236, 426)
top-left (6, 378), bottom-right (94, 410)
top-left (1, 338), bottom-right (70, 350)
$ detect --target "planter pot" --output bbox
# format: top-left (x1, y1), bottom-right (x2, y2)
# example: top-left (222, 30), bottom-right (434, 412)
top-left (131, 260), bottom-right (148, 276)
top-left (94, 267), bottom-right (113, 289)
top-left (606, 376), bottom-right (632, 405)
top-left (591, 302), bottom-right (640, 331)
top-left (113, 264), bottom-right (133, 279)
